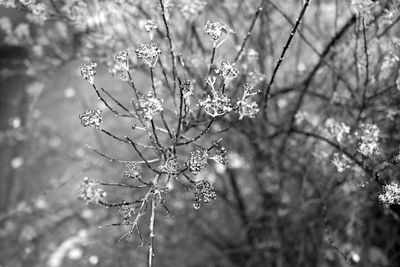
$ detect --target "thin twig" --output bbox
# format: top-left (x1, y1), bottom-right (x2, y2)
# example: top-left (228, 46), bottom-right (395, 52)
top-left (263, 0), bottom-right (312, 111)
top-left (234, 0), bottom-right (266, 62)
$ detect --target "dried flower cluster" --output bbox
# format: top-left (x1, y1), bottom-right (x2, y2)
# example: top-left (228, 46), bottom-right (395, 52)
top-left (357, 123), bottom-right (380, 157)
top-left (135, 42), bottom-right (161, 67)
top-left (79, 177), bottom-right (106, 204)
top-left (79, 110), bottom-right (103, 129)
top-left (215, 60), bottom-right (239, 84)
top-left (114, 49), bottom-right (129, 71)
top-left (186, 150), bottom-right (209, 175)
top-left (158, 158), bottom-right (179, 176)
top-left (205, 20), bottom-right (234, 47)
top-left (210, 146), bottom-right (228, 165)
top-left (123, 162), bottom-right (142, 179)
top-left (325, 118), bottom-right (350, 144)
top-left (332, 153), bottom-right (353, 173)
top-left (378, 182), bottom-right (400, 205)
top-left (236, 83), bottom-right (259, 120)
top-left (118, 202), bottom-right (136, 224)
top-left (80, 62), bottom-right (97, 85)
top-left (138, 92), bottom-right (163, 121)
top-left (193, 179), bottom-right (216, 209)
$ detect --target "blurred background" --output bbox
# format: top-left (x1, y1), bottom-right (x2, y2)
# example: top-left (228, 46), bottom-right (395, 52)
top-left (1, 1), bottom-right (400, 267)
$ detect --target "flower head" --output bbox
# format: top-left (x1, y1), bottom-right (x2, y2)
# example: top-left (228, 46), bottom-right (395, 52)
top-left (138, 92), bottom-right (163, 121)
top-left (79, 110), bottom-right (102, 128)
top-left (158, 157), bottom-right (179, 176)
top-left (357, 123), bottom-right (380, 157)
top-left (118, 202), bottom-right (135, 224)
top-left (135, 42), bottom-right (161, 67)
top-left (186, 150), bottom-right (209, 175)
top-left (332, 153), bottom-right (353, 172)
top-left (325, 118), bottom-right (350, 144)
top-left (123, 161), bottom-right (142, 179)
top-left (236, 98), bottom-right (259, 120)
top-left (193, 179), bottom-right (216, 209)
top-left (79, 177), bottom-right (106, 204)
top-left (199, 91), bottom-right (232, 117)
top-left (216, 60), bottom-right (239, 83)
top-left (210, 147), bottom-right (228, 165)
top-left (205, 20), bottom-right (233, 46)
top-left (114, 49), bottom-right (129, 71)
top-left (141, 20), bottom-right (158, 32)
top-left (80, 62), bottom-right (97, 84)
top-left (379, 182), bottom-right (400, 205)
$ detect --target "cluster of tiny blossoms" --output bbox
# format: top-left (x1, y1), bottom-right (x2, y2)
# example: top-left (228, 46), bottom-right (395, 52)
top-left (205, 20), bottom-right (234, 47)
top-left (236, 83), bottom-right (260, 120)
top-left (357, 123), bottom-right (380, 157)
top-left (118, 202), bottom-right (136, 225)
top-left (138, 92), bottom-right (163, 121)
top-left (79, 177), bottom-right (106, 204)
top-left (186, 150), bottom-right (209, 175)
top-left (80, 62), bottom-right (97, 85)
top-left (209, 146), bottom-right (229, 165)
top-left (158, 158), bottom-right (179, 176)
top-left (135, 41), bottom-right (161, 68)
top-left (216, 60), bottom-right (239, 84)
top-left (193, 179), bottom-right (217, 209)
top-left (199, 76), bottom-right (232, 117)
top-left (79, 110), bottom-right (103, 129)
top-left (332, 152), bottom-right (353, 173)
top-left (123, 161), bottom-right (142, 179)
top-left (378, 182), bottom-right (400, 205)
top-left (114, 49), bottom-right (129, 71)
top-left (325, 118), bottom-right (350, 144)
